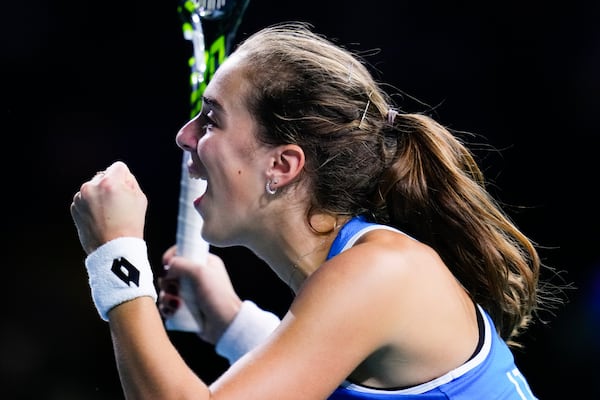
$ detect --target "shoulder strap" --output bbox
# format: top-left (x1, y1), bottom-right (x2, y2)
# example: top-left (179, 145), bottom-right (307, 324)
top-left (326, 216), bottom-right (412, 260)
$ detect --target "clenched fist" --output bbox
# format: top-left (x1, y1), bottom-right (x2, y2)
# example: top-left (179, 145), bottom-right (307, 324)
top-left (70, 161), bottom-right (148, 255)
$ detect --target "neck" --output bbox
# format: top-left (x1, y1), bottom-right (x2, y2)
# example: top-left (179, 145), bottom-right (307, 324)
top-left (252, 213), bottom-right (346, 294)
top-left (286, 234), bottom-right (334, 293)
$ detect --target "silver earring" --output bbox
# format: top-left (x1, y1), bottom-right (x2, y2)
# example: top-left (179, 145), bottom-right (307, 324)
top-left (266, 179), bottom-right (278, 195)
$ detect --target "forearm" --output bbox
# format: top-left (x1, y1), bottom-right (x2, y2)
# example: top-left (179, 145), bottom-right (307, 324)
top-left (83, 237), bottom-right (210, 399)
top-left (109, 297), bottom-right (210, 400)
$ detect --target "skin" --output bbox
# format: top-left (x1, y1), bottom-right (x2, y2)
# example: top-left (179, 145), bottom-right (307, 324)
top-left (71, 54), bottom-right (480, 400)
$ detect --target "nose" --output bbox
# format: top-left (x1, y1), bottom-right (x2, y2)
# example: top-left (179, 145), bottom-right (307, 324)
top-left (175, 116), bottom-right (200, 152)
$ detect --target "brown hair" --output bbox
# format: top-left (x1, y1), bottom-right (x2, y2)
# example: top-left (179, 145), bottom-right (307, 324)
top-left (233, 22), bottom-right (561, 347)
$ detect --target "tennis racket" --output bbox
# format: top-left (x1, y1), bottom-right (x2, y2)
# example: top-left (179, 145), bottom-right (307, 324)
top-left (165, 0), bottom-right (251, 333)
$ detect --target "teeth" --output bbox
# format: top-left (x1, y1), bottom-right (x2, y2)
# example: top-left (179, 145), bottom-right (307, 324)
top-left (189, 172), bottom-right (207, 181)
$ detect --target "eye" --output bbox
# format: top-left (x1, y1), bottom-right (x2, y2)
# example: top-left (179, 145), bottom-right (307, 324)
top-left (202, 111), bottom-right (218, 132)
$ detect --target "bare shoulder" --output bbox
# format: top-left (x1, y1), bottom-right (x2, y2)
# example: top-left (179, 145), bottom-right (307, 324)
top-left (288, 228), bottom-right (479, 387)
top-left (291, 228), bottom-right (456, 339)
top-left (300, 228), bottom-right (446, 297)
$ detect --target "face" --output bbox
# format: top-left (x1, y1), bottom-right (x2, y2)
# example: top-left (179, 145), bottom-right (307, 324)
top-left (176, 55), bottom-right (274, 247)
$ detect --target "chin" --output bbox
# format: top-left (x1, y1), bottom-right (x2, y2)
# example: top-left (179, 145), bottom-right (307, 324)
top-left (200, 228), bottom-right (234, 248)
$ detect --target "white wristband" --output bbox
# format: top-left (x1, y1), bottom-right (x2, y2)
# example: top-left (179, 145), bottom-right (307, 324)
top-left (215, 300), bottom-right (281, 364)
top-left (84, 237), bottom-right (157, 321)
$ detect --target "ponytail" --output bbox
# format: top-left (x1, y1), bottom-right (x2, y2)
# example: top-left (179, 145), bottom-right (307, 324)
top-left (377, 112), bottom-right (539, 345)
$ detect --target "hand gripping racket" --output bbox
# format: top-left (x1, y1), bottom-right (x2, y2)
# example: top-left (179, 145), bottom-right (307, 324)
top-left (165, 0), bottom-right (251, 333)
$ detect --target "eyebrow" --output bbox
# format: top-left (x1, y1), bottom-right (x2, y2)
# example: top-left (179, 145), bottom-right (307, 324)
top-left (202, 96), bottom-right (225, 113)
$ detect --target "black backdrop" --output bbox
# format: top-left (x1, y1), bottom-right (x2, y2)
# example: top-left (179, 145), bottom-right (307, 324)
top-left (2, 1), bottom-right (598, 399)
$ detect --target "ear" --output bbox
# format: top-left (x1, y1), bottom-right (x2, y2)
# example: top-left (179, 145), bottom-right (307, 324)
top-left (267, 144), bottom-right (305, 188)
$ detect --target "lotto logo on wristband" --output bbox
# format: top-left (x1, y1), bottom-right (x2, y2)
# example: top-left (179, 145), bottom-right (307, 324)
top-left (111, 257), bottom-right (140, 287)
top-left (85, 238), bottom-right (157, 321)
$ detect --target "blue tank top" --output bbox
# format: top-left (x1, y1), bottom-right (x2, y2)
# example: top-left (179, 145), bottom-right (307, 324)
top-left (326, 216), bottom-right (538, 399)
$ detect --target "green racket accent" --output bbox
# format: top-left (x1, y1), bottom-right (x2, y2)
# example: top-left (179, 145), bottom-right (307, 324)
top-left (189, 35), bottom-right (226, 117)
top-left (178, 0), bottom-right (250, 118)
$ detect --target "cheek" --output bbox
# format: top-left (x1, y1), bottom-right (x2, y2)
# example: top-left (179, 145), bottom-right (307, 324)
top-left (199, 140), bottom-right (240, 186)
top-left (197, 136), bottom-right (227, 172)
top-left (197, 134), bottom-right (212, 157)
top-left (199, 135), bottom-right (262, 195)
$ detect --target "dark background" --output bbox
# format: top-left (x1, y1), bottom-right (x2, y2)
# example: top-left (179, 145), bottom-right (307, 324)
top-left (2, 1), bottom-right (598, 399)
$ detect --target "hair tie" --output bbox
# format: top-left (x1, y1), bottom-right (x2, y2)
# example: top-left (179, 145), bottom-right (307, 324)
top-left (387, 109), bottom-right (398, 125)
